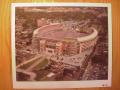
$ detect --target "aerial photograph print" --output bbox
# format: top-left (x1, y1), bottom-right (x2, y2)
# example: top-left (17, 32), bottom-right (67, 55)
top-left (11, 3), bottom-right (112, 88)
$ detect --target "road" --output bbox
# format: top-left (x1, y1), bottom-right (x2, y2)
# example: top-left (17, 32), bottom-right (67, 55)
top-left (16, 68), bottom-right (36, 81)
top-left (16, 54), bottom-right (42, 68)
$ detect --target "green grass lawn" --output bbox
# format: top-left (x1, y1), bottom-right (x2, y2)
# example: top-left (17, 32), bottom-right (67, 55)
top-left (20, 57), bottom-right (49, 70)
top-left (33, 58), bottom-right (49, 71)
top-left (20, 58), bottom-right (41, 70)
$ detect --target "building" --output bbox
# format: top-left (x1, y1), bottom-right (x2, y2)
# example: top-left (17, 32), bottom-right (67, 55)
top-left (32, 23), bottom-right (98, 55)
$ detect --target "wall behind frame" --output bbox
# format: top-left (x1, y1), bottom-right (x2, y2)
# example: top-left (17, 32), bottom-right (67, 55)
top-left (0, 0), bottom-right (120, 90)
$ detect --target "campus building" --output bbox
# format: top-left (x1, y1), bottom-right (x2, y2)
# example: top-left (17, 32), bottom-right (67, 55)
top-left (32, 23), bottom-right (98, 57)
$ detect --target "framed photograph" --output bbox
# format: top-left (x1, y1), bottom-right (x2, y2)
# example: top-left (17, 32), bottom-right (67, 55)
top-left (11, 3), bottom-right (112, 89)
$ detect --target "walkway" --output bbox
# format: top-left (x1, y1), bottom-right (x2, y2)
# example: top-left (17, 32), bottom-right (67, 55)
top-left (16, 68), bottom-right (36, 81)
